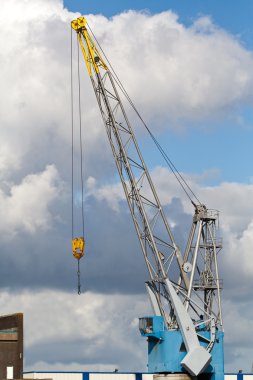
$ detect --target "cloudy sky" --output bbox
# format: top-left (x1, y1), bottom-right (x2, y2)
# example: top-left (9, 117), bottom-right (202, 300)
top-left (0, 0), bottom-right (253, 374)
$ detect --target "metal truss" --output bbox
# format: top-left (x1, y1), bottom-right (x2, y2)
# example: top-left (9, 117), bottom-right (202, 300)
top-left (72, 16), bottom-right (223, 347)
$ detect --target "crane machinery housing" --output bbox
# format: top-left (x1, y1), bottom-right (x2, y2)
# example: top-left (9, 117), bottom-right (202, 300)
top-left (71, 16), bottom-right (224, 380)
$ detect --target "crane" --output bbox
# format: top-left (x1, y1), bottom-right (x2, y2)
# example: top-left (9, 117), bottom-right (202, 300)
top-left (71, 16), bottom-right (224, 380)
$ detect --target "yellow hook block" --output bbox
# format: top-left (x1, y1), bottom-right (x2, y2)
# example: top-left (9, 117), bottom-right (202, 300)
top-left (72, 237), bottom-right (85, 260)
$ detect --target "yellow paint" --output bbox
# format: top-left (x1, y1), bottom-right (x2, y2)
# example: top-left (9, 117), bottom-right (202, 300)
top-left (72, 237), bottom-right (85, 260)
top-left (71, 16), bottom-right (108, 76)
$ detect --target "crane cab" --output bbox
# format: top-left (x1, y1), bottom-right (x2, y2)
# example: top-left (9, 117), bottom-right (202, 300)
top-left (139, 316), bottom-right (165, 339)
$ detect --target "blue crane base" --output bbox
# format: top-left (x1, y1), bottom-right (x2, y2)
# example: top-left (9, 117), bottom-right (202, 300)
top-left (139, 316), bottom-right (224, 380)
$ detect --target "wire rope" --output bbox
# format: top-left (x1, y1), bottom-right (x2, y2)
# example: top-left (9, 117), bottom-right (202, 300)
top-left (76, 34), bottom-right (86, 295)
top-left (86, 21), bottom-right (201, 205)
top-left (70, 27), bottom-right (86, 295)
top-left (77, 34), bottom-right (85, 238)
top-left (71, 26), bottom-right (74, 239)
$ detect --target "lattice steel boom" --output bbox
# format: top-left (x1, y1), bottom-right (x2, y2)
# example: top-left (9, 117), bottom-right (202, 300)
top-left (71, 16), bottom-right (224, 379)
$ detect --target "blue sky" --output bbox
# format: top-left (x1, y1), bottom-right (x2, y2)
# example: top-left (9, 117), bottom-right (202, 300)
top-left (64, 0), bottom-right (253, 184)
top-left (64, 0), bottom-right (253, 47)
top-left (1, 0), bottom-right (253, 373)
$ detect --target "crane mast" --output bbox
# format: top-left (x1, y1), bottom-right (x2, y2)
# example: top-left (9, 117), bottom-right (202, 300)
top-left (71, 17), bottom-right (224, 380)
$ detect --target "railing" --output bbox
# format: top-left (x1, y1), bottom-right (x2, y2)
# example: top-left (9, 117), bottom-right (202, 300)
top-left (206, 209), bottom-right (219, 219)
top-left (193, 278), bottom-right (223, 289)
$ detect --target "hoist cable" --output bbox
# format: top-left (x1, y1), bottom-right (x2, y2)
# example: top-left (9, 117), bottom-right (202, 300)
top-left (71, 27), bottom-right (74, 238)
top-left (76, 34), bottom-right (86, 295)
top-left (70, 26), bottom-right (86, 295)
top-left (77, 34), bottom-right (85, 239)
top-left (86, 22), bottom-right (201, 205)
top-left (111, 73), bottom-right (200, 204)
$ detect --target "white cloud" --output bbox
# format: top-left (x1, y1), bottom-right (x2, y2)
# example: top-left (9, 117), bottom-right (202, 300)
top-left (0, 0), bottom-right (252, 374)
top-left (85, 177), bottom-right (124, 212)
top-left (87, 166), bottom-right (253, 287)
top-left (224, 220), bottom-right (253, 282)
top-left (0, 289), bottom-right (149, 372)
top-left (0, 165), bottom-right (64, 234)
top-left (86, 11), bottom-right (253, 124)
top-left (24, 361), bottom-right (118, 373)
top-left (0, 0), bottom-right (252, 218)
top-left (223, 299), bottom-right (253, 372)
top-left (0, 0), bottom-right (252, 182)
top-left (0, 144), bottom-right (21, 175)
top-left (1, 286), bottom-right (253, 373)
top-left (82, 168), bottom-right (253, 371)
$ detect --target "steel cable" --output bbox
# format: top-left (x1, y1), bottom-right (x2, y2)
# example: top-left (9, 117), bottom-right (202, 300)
top-left (71, 27), bottom-right (86, 294)
top-left (86, 21), bottom-right (201, 205)
top-left (77, 35), bottom-right (85, 238)
top-left (71, 26), bottom-right (74, 238)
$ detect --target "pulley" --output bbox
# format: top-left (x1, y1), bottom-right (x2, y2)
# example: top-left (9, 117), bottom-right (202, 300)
top-left (72, 237), bottom-right (85, 260)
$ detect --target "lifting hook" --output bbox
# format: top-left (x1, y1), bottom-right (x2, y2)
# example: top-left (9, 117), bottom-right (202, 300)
top-left (72, 237), bottom-right (85, 294)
